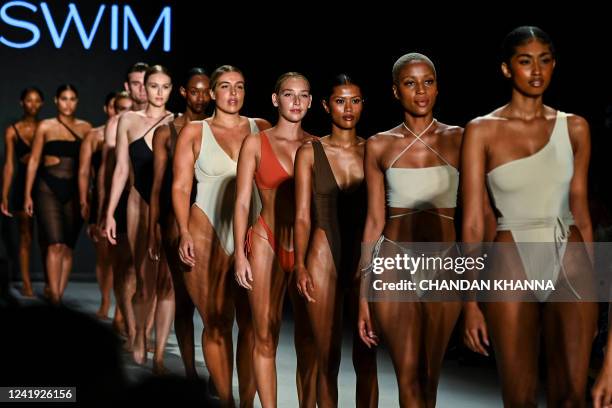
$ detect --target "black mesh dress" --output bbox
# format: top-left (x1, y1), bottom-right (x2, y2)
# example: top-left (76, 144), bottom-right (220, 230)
top-left (35, 121), bottom-right (83, 248)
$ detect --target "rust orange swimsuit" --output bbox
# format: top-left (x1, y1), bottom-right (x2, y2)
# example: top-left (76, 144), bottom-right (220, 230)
top-left (246, 131), bottom-right (295, 272)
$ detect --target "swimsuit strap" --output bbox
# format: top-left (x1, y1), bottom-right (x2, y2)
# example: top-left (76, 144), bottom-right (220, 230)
top-left (388, 209), bottom-right (454, 220)
top-left (56, 117), bottom-right (82, 140)
top-left (388, 119), bottom-right (453, 169)
top-left (140, 113), bottom-right (173, 139)
top-left (387, 137), bottom-right (421, 168)
top-left (12, 123), bottom-right (21, 139)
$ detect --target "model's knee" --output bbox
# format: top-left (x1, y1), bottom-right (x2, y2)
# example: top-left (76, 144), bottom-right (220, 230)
top-left (254, 330), bottom-right (279, 359)
top-left (397, 375), bottom-right (421, 401)
top-left (550, 387), bottom-right (585, 408)
top-left (504, 392), bottom-right (537, 407)
top-left (48, 244), bottom-right (64, 256)
top-left (19, 231), bottom-right (32, 247)
top-left (135, 284), bottom-right (154, 301)
top-left (157, 277), bottom-right (174, 300)
top-left (204, 314), bottom-right (233, 340)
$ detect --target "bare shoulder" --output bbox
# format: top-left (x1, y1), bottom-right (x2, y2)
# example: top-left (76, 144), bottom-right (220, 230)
top-left (153, 123), bottom-right (171, 139)
top-left (5, 124), bottom-right (16, 138)
top-left (464, 112), bottom-right (504, 142)
top-left (296, 140), bottom-right (315, 159)
top-left (437, 122), bottom-right (464, 145)
top-left (252, 117), bottom-right (272, 131)
top-left (566, 113), bottom-right (590, 135)
top-left (243, 129), bottom-right (262, 148)
top-left (565, 113), bottom-right (590, 148)
top-left (75, 118), bottom-right (92, 128)
top-left (38, 118), bottom-right (55, 130)
top-left (84, 127), bottom-right (102, 142)
top-left (180, 120), bottom-right (203, 141)
top-left (119, 110), bottom-right (141, 125)
top-left (106, 114), bottom-right (119, 129)
top-left (366, 128), bottom-right (400, 152)
top-left (302, 130), bottom-right (318, 141)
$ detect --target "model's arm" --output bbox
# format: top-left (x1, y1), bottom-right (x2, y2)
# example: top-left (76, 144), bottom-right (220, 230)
top-left (1, 126), bottom-right (16, 216)
top-left (104, 114), bottom-right (131, 244)
top-left (23, 121), bottom-right (46, 216)
top-left (567, 115), bottom-right (593, 243)
top-left (233, 133), bottom-right (259, 290)
top-left (97, 143), bottom-right (110, 229)
top-left (97, 117), bottom-right (119, 229)
top-left (78, 129), bottom-right (96, 222)
top-left (172, 122), bottom-right (198, 267)
top-left (460, 119), bottom-right (490, 356)
top-left (148, 125), bottom-right (170, 260)
top-left (357, 136), bottom-right (387, 348)
top-left (294, 143), bottom-right (315, 302)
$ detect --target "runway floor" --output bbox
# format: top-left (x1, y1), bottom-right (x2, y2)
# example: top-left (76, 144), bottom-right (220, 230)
top-left (10, 281), bottom-right (531, 407)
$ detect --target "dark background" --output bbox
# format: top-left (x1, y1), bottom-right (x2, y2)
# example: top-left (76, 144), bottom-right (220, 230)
top-left (1, 1), bottom-right (611, 279)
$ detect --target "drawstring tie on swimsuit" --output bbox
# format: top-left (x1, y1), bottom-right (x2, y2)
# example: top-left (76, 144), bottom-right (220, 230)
top-left (497, 215), bottom-right (580, 300)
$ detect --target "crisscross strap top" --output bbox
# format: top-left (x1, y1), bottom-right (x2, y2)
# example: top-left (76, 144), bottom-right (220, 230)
top-left (385, 125), bottom-right (458, 216)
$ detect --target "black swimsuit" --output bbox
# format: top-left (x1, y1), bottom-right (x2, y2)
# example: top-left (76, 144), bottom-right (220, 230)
top-left (35, 119), bottom-right (83, 248)
top-left (128, 114), bottom-right (171, 204)
top-left (312, 141), bottom-right (367, 288)
top-left (10, 124), bottom-right (31, 211)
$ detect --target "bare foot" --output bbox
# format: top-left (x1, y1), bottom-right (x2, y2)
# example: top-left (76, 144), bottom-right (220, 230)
top-left (96, 309), bottom-right (110, 320)
top-left (113, 318), bottom-right (127, 338)
top-left (153, 361), bottom-right (169, 376)
top-left (132, 334), bottom-right (146, 364)
top-left (186, 368), bottom-right (199, 380)
top-left (20, 287), bottom-right (35, 298)
top-left (122, 339), bottom-right (133, 353)
top-left (146, 340), bottom-right (155, 354)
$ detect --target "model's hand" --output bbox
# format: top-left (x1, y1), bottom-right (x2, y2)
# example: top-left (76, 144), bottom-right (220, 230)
top-left (234, 255), bottom-right (253, 290)
top-left (295, 264), bottom-right (315, 302)
top-left (358, 298), bottom-right (378, 348)
top-left (86, 224), bottom-right (99, 242)
top-left (178, 231), bottom-right (195, 267)
top-left (463, 303), bottom-right (490, 356)
top-left (148, 226), bottom-right (161, 262)
top-left (1, 197), bottom-right (12, 217)
top-left (593, 359), bottom-right (612, 408)
top-left (104, 215), bottom-right (117, 245)
top-left (24, 195), bottom-right (33, 217)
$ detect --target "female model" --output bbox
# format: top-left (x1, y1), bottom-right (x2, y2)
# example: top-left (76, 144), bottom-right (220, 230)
top-left (24, 84), bottom-right (92, 304)
top-left (2, 87), bottom-right (43, 297)
top-left (148, 67), bottom-right (210, 378)
top-left (104, 65), bottom-right (174, 371)
top-left (462, 26), bottom-right (597, 406)
top-left (357, 54), bottom-right (463, 407)
top-left (294, 74), bottom-right (378, 407)
top-left (173, 65), bottom-right (270, 405)
top-left (234, 72), bottom-right (317, 407)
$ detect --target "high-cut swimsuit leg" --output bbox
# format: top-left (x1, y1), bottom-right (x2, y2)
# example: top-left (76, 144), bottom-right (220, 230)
top-left (247, 131), bottom-right (295, 272)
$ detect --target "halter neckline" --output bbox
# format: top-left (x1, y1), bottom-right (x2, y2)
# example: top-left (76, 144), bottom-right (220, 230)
top-left (402, 118), bottom-right (436, 138)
